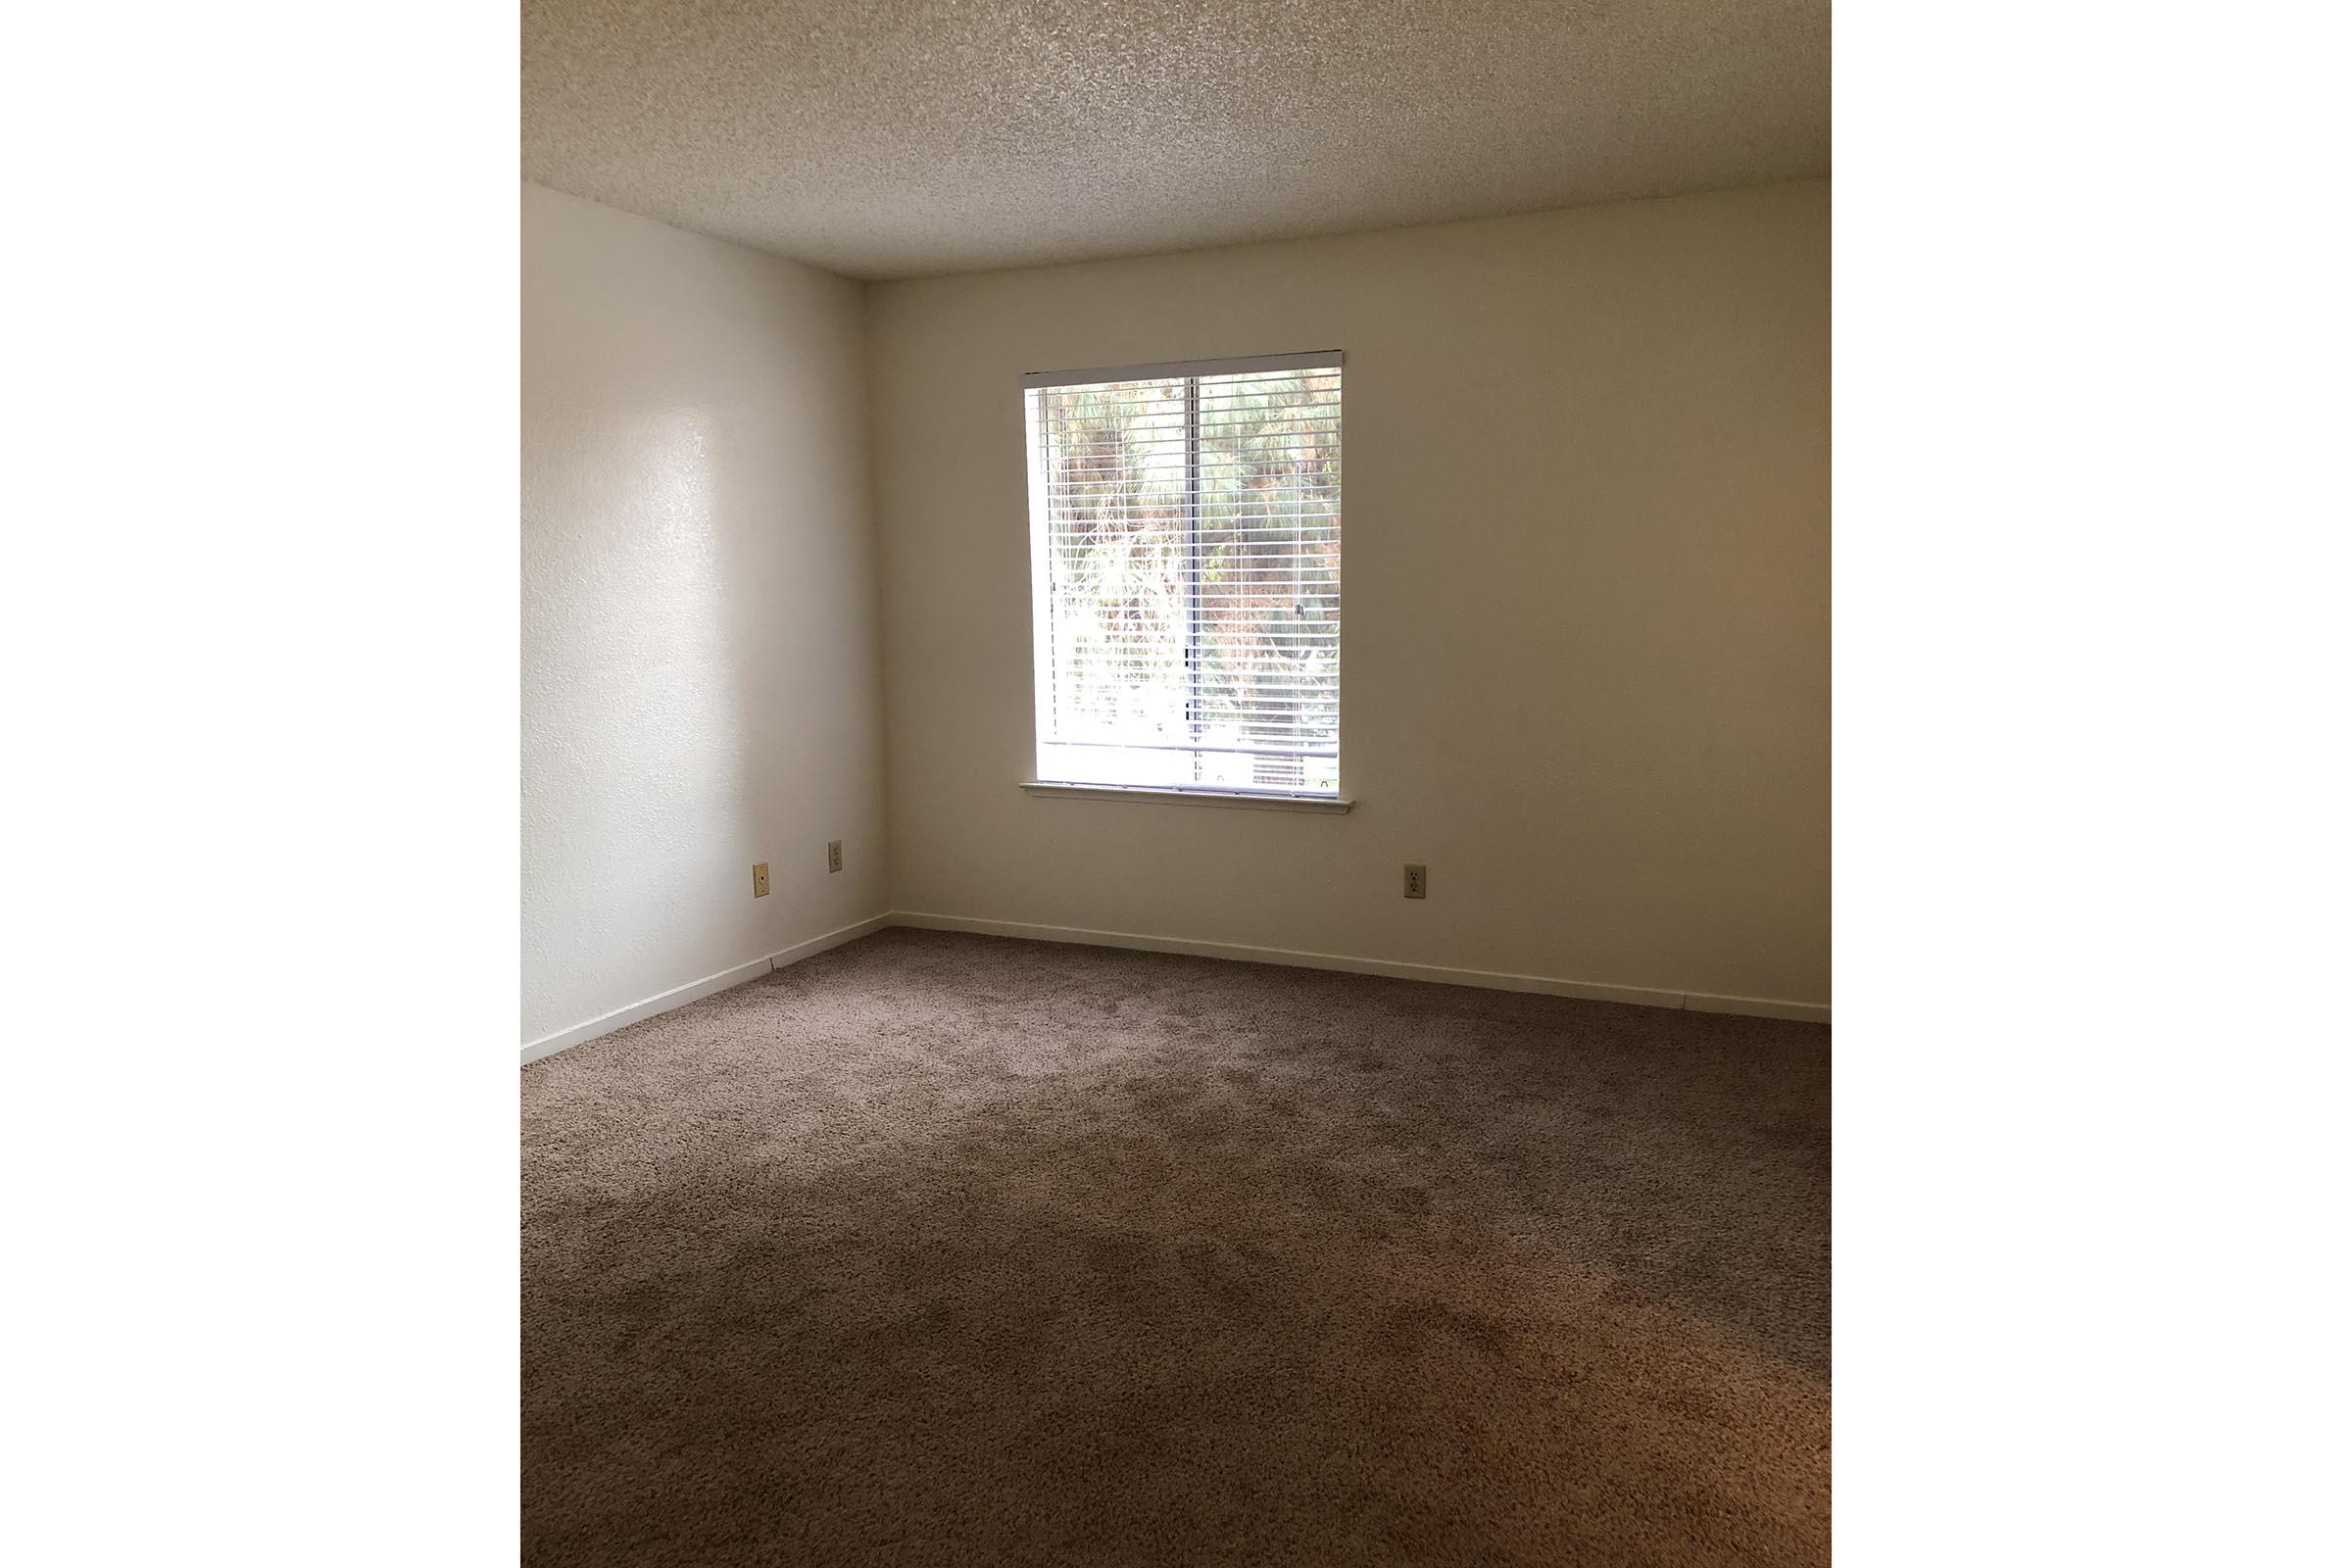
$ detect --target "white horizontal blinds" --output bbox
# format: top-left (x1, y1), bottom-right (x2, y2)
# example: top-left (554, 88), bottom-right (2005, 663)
top-left (1028, 353), bottom-right (1342, 796)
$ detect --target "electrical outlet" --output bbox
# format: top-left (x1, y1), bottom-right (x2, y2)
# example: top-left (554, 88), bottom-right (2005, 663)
top-left (1403, 862), bottom-right (1428, 900)
top-left (826, 839), bottom-right (843, 874)
top-left (752, 862), bottom-right (769, 898)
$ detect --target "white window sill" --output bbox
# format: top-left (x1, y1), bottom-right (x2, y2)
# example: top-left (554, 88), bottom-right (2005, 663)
top-left (1019, 781), bottom-right (1354, 814)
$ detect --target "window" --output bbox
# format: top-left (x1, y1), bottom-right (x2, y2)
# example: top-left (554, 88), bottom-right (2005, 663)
top-left (1024, 351), bottom-right (1343, 799)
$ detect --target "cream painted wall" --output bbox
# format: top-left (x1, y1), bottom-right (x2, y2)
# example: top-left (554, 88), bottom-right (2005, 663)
top-left (522, 183), bottom-right (888, 1045)
top-left (866, 181), bottom-right (1829, 1008)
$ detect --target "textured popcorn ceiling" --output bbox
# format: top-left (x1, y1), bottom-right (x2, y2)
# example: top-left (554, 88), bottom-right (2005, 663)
top-left (522, 0), bottom-right (1828, 280)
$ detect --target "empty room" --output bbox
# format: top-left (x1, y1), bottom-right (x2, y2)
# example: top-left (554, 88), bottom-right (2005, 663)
top-left (18, 3), bottom-right (2352, 1560)
top-left (519, 1), bottom-right (1827, 1562)
top-left (19, 3), bottom-right (2346, 1564)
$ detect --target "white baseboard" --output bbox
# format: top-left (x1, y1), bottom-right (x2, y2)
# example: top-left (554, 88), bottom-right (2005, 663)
top-left (519, 913), bottom-right (892, 1065)
top-left (521, 909), bottom-right (1824, 1065)
top-left (889, 911), bottom-right (1829, 1024)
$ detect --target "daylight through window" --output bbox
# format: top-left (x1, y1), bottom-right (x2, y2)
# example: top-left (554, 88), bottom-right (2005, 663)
top-left (1025, 352), bottom-right (1342, 797)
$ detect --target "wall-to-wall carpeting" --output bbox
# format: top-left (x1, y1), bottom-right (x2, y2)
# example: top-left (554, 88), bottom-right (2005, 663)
top-left (522, 929), bottom-right (1830, 1565)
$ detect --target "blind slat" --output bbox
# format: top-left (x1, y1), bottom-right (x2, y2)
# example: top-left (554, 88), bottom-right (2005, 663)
top-left (1021, 350), bottom-right (1341, 388)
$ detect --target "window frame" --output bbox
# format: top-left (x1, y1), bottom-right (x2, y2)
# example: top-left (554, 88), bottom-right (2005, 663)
top-left (1019, 350), bottom-right (1349, 810)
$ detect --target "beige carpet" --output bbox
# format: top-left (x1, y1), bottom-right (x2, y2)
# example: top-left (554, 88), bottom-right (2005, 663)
top-left (522, 929), bottom-right (1830, 1565)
